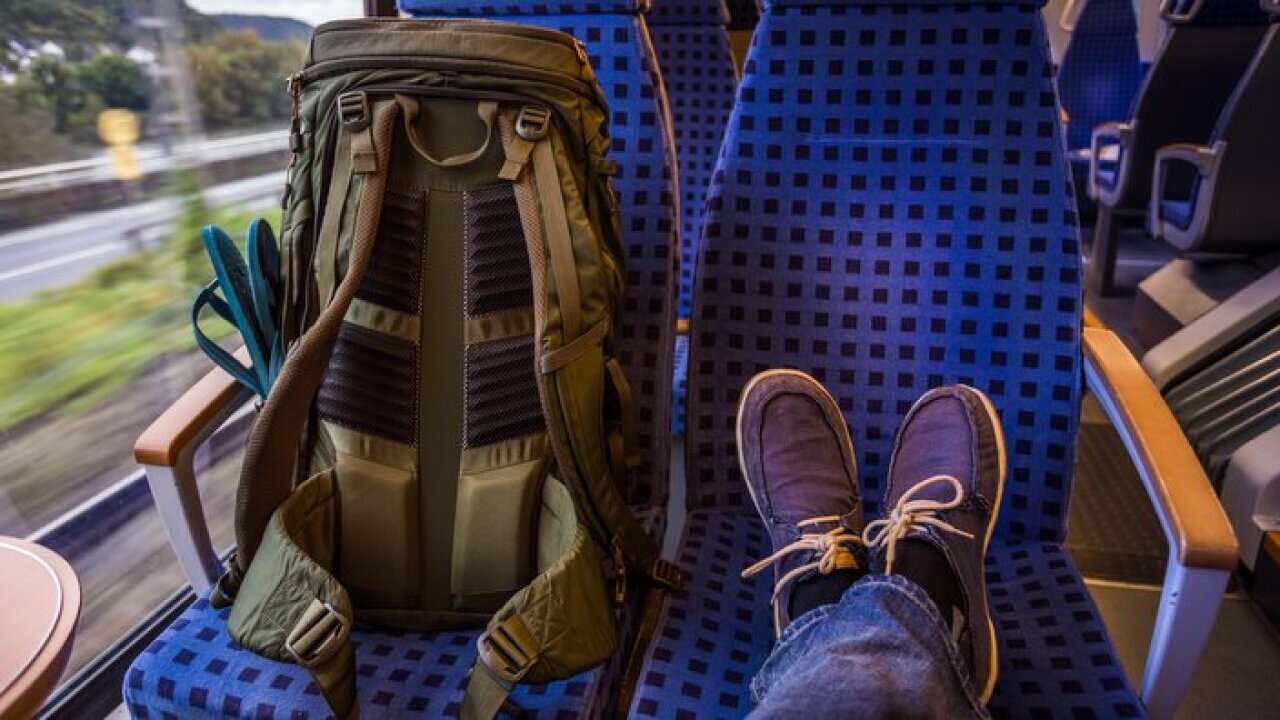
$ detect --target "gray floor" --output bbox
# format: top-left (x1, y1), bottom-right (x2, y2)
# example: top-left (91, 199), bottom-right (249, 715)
top-left (1087, 580), bottom-right (1280, 718)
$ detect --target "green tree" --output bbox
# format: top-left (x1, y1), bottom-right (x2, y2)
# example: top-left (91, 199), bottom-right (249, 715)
top-left (0, 85), bottom-right (71, 169)
top-left (0, 1), bottom-right (116, 68)
top-left (19, 56), bottom-right (101, 141)
top-left (187, 30), bottom-right (303, 131)
top-left (76, 53), bottom-right (149, 112)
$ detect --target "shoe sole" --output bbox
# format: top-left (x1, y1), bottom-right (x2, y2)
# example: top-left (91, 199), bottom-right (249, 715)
top-left (959, 384), bottom-right (1007, 705)
top-left (735, 369), bottom-right (859, 636)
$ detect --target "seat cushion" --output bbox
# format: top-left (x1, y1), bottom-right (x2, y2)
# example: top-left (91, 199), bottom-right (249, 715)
top-left (630, 511), bottom-right (1142, 719)
top-left (125, 509), bottom-right (664, 719)
top-left (1160, 198), bottom-right (1195, 231)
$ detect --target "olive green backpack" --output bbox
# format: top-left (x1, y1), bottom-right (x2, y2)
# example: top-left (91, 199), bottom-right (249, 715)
top-left (209, 18), bottom-right (681, 719)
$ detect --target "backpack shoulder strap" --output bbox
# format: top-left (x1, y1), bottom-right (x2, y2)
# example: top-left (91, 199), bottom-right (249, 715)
top-left (217, 96), bottom-right (401, 720)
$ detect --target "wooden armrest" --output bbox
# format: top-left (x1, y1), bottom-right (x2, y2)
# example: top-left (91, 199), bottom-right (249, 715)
top-left (1083, 328), bottom-right (1239, 570)
top-left (135, 347), bottom-right (252, 467)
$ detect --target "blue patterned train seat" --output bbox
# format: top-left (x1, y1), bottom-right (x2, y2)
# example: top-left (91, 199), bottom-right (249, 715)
top-left (629, 0), bottom-right (1144, 717)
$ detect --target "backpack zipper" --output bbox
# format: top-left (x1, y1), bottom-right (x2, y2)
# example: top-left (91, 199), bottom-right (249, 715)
top-left (299, 56), bottom-right (595, 99)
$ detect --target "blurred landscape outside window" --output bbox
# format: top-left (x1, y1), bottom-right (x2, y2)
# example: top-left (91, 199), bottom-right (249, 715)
top-left (0, 0), bottom-right (355, 683)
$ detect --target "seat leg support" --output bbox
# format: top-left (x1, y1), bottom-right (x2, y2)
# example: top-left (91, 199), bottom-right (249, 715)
top-left (1141, 561), bottom-right (1231, 720)
top-left (146, 462), bottom-right (224, 593)
top-left (1090, 204), bottom-right (1123, 296)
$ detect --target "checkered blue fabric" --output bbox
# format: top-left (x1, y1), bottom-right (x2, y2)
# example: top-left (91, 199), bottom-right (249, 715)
top-left (397, 0), bottom-right (643, 15)
top-left (1058, 0), bottom-right (1143, 150)
top-left (683, 1), bottom-right (1084, 543)
top-left (628, 0), bottom-right (1141, 716)
top-left (124, 511), bottom-right (663, 719)
top-left (401, 1), bottom-right (680, 509)
top-left (630, 512), bottom-right (1142, 719)
top-left (649, 1), bottom-right (738, 321)
top-left (673, 333), bottom-right (689, 434)
top-left (648, 0), bottom-right (730, 25)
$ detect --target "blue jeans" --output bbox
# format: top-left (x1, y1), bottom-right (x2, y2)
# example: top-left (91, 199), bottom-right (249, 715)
top-left (749, 574), bottom-right (990, 719)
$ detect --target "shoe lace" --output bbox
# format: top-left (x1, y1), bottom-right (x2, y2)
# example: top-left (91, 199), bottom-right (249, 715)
top-left (862, 475), bottom-right (973, 574)
top-left (741, 515), bottom-right (863, 612)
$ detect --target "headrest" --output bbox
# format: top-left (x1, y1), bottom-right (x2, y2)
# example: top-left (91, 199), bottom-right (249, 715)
top-left (1163, 0), bottom-right (1273, 26)
top-left (764, 0), bottom-right (1048, 10)
top-left (1073, 0), bottom-right (1138, 35)
top-left (648, 0), bottom-right (731, 25)
top-left (398, 0), bottom-right (647, 16)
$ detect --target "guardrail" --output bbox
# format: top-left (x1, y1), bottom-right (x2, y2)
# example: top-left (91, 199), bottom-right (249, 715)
top-left (0, 130), bottom-right (288, 197)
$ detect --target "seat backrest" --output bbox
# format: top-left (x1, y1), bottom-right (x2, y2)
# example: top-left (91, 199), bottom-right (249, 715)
top-left (1057, 0), bottom-right (1143, 150)
top-left (397, 0), bottom-right (679, 509)
top-left (649, 0), bottom-right (739, 318)
top-left (1195, 19), bottom-right (1280, 252)
top-left (1111, 0), bottom-right (1270, 208)
top-left (686, 0), bottom-right (1084, 545)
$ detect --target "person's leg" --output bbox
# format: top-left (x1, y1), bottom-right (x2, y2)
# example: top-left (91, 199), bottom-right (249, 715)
top-left (740, 381), bottom-right (1006, 719)
top-left (749, 574), bottom-right (989, 720)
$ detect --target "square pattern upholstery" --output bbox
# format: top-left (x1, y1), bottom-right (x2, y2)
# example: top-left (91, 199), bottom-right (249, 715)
top-left (630, 1), bottom-right (1143, 717)
top-left (649, 1), bottom-right (740, 319)
top-left (1057, 0), bottom-right (1143, 150)
top-left (630, 511), bottom-right (1143, 719)
top-left (125, 510), bottom-right (664, 719)
top-left (684, 1), bottom-right (1084, 544)
top-left (401, 1), bottom-right (680, 509)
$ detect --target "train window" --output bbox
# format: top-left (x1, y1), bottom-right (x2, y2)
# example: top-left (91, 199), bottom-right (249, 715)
top-left (0, 0), bottom-right (356, 688)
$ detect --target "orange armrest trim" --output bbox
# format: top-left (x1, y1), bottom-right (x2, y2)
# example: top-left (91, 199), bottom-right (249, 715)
top-left (134, 347), bottom-right (251, 467)
top-left (1082, 328), bottom-right (1238, 570)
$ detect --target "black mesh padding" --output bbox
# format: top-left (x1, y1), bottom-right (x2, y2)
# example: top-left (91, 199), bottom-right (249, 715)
top-left (358, 190), bottom-right (424, 313)
top-left (1166, 319), bottom-right (1280, 486)
top-left (464, 184), bottom-right (532, 316)
top-left (318, 322), bottom-right (419, 445)
top-left (464, 334), bottom-right (543, 447)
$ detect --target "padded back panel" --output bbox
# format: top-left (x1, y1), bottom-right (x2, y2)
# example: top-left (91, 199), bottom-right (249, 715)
top-left (686, 1), bottom-right (1084, 545)
top-left (400, 3), bottom-right (679, 508)
top-left (1058, 0), bottom-right (1142, 149)
top-left (1196, 26), bottom-right (1280, 250)
top-left (649, 0), bottom-right (739, 318)
top-left (1109, 21), bottom-right (1267, 207)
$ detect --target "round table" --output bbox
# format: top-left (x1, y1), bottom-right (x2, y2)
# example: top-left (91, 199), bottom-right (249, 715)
top-left (0, 538), bottom-right (80, 720)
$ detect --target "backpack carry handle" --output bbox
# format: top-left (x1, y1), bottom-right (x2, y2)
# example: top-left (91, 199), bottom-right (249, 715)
top-left (396, 94), bottom-right (498, 168)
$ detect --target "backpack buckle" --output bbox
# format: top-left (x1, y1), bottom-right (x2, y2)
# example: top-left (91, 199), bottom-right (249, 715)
top-left (650, 559), bottom-right (684, 590)
top-left (337, 91), bottom-right (370, 132)
top-left (477, 615), bottom-right (537, 684)
top-left (515, 105), bottom-right (552, 142)
top-left (285, 598), bottom-right (352, 668)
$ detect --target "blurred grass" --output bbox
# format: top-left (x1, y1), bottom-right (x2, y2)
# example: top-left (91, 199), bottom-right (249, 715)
top-left (0, 202), bottom-right (281, 432)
